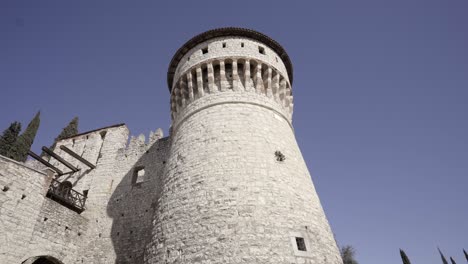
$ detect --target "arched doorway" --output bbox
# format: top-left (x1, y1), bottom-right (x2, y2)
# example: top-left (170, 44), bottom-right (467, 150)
top-left (21, 256), bottom-right (63, 264)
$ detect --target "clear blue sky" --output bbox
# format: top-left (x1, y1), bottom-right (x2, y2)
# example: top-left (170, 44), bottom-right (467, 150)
top-left (1, 1), bottom-right (467, 263)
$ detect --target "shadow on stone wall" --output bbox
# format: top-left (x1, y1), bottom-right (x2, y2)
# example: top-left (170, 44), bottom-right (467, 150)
top-left (107, 137), bottom-right (170, 263)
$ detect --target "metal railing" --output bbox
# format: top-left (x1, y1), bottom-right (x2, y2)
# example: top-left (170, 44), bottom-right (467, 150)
top-left (46, 179), bottom-right (87, 213)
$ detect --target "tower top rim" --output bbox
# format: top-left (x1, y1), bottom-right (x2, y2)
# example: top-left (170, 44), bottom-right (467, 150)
top-left (167, 27), bottom-right (293, 91)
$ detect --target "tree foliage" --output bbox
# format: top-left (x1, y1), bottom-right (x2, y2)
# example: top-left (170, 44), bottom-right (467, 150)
top-left (0, 122), bottom-right (21, 157)
top-left (42, 117), bottom-right (78, 157)
top-left (341, 245), bottom-right (359, 264)
top-left (439, 248), bottom-right (449, 264)
top-left (400, 249), bottom-right (412, 264)
top-left (9, 111), bottom-right (40, 162)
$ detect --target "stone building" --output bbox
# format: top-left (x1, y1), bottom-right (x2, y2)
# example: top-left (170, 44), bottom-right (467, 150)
top-left (0, 28), bottom-right (343, 264)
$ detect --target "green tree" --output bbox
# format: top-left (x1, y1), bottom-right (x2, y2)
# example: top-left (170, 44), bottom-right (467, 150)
top-left (0, 122), bottom-right (21, 157)
top-left (9, 111), bottom-right (40, 162)
top-left (341, 245), bottom-right (359, 264)
top-left (42, 117), bottom-right (79, 157)
top-left (400, 249), bottom-right (412, 264)
top-left (463, 249), bottom-right (467, 262)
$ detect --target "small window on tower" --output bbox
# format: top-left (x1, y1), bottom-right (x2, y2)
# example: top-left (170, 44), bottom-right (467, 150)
top-left (132, 166), bottom-right (145, 184)
top-left (222, 42), bottom-right (226, 48)
top-left (258, 46), bottom-right (265, 55)
top-left (241, 42), bottom-right (244, 47)
top-left (202, 47), bottom-right (208, 54)
top-left (296, 237), bottom-right (307, 251)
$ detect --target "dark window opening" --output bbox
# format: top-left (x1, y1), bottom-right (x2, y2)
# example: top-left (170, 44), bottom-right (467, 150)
top-left (241, 42), bottom-right (244, 47)
top-left (296, 237), bottom-right (307, 251)
top-left (225, 63), bottom-right (233, 79)
top-left (132, 166), bottom-right (145, 184)
top-left (202, 47), bottom-right (208, 54)
top-left (202, 67), bottom-right (208, 83)
top-left (222, 42), bottom-right (226, 48)
top-left (259, 46), bottom-right (265, 55)
top-left (100, 131), bottom-right (107, 140)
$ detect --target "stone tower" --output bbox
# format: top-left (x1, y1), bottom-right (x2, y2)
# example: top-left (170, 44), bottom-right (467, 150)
top-left (146, 28), bottom-right (343, 263)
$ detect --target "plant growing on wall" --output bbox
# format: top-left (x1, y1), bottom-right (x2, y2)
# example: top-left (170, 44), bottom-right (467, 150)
top-left (0, 121), bottom-right (21, 157)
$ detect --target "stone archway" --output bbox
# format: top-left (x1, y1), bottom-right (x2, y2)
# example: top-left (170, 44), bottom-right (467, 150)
top-left (21, 256), bottom-right (64, 264)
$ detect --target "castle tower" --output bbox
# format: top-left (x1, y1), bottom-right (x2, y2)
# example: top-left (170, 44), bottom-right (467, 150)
top-left (147, 28), bottom-right (342, 264)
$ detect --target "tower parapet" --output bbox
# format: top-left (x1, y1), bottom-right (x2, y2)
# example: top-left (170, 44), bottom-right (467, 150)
top-left (168, 28), bottom-right (294, 126)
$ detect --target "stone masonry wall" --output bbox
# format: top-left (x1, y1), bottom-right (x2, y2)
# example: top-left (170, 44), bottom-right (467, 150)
top-left (0, 156), bottom-right (53, 263)
top-left (50, 124), bottom-right (168, 264)
top-left (146, 90), bottom-right (342, 264)
top-left (0, 124), bottom-right (169, 264)
top-left (0, 155), bottom-right (88, 264)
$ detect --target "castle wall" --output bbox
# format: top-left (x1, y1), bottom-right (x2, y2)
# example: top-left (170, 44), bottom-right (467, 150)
top-left (0, 156), bottom-right (52, 263)
top-left (0, 125), bottom-right (169, 264)
top-left (146, 91), bottom-right (342, 264)
top-left (0, 156), bottom-right (88, 264)
top-left (108, 136), bottom-right (169, 263)
top-left (48, 124), bottom-right (168, 264)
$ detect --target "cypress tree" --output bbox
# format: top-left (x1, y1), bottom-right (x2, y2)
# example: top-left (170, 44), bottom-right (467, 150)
top-left (450, 257), bottom-right (457, 264)
top-left (439, 248), bottom-right (449, 264)
top-left (463, 249), bottom-right (467, 262)
top-left (42, 117), bottom-right (78, 157)
top-left (0, 122), bottom-right (21, 157)
top-left (9, 111), bottom-right (40, 162)
top-left (399, 249), bottom-right (412, 264)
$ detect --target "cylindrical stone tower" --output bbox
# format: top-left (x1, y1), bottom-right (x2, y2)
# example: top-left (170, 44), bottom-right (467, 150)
top-left (147, 28), bottom-right (342, 264)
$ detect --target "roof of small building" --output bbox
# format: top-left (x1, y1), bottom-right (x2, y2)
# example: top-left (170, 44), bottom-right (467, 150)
top-left (167, 27), bottom-right (293, 91)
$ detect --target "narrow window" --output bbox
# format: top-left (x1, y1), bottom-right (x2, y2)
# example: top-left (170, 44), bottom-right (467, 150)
top-left (222, 42), bottom-right (226, 48)
top-left (296, 237), bottom-right (307, 251)
top-left (241, 42), bottom-right (244, 47)
top-left (187, 56), bottom-right (190, 61)
top-left (132, 166), bottom-right (145, 184)
top-left (258, 46), bottom-right (265, 55)
top-left (202, 47), bottom-right (208, 54)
